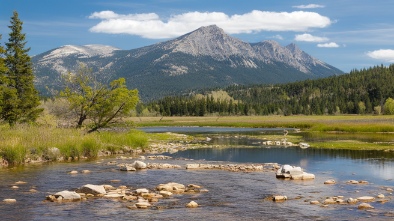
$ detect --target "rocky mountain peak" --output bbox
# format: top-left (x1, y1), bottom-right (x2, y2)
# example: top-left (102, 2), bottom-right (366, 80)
top-left (168, 25), bottom-right (257, 60)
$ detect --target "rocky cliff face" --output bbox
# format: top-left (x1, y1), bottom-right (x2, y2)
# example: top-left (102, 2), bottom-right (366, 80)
top-left (32, 25), bottom-right (343, 100)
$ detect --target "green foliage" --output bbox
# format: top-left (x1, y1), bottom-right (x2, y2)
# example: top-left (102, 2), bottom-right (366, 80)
top-left (147, 64), bottom-right (394, 116)
top-left (384, 97), bottom-right (394, 115)
top-left (1, 11), bottom-right (42, 126)
top-left (1, 144), bottom-right (26, 165)
top-left (60, 63), bottom-right (139, 132)
top-left (98, 130), bottom-right (148, 151)
top-left (80, 137), bottom-right (101, 158)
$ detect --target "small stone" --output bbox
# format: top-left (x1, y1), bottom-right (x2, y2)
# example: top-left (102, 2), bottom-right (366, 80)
top-left (69, 170), bottom-right (78, 174)
top-left (186, 201), bottom-right (198, 208)
top-left (310, 200), bottom-right (320, 205)
top-left (15, 181), bottom-right (27, 185)
top-left (135, 201), bottom-right (151, 209)
top-left (159, 191), bottom-right (173, 197)
top-left (357, 196), bottom-right (375, 202)
top-left (81, 170), bottom-right (91, 173)
top-left (347, 180), bottom-right (359, 184)
top-left (358, 180), bottom-right (369, 184)
top-left (347, 198), bottom-right (358, 204)
top-left (324, 179), bottom-right (336, 184)
top-left (377, 194), bottom-right (385, 198)
top-left (324, 198), bottom-right (337, 204)
top-left (29, 189), bottom-right (38, 193)
top-left (273, 196), bottom-right (287, 201)
top-left (386, 188), bottom-right (393, 192)
top-left (3, 199), bottom-right (17, 203)
top-left (11, 186), bottom-right (19, 189)
top-left (358, 203), bottom-right (374, 210)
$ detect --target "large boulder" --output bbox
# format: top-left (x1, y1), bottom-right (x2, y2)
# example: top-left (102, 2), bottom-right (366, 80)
top-left (132, 161), bottom-right (147, 169)
top-left (78, 184), bottom-right (106, 195)
top-left (276, 164), bottom-right (315, 180)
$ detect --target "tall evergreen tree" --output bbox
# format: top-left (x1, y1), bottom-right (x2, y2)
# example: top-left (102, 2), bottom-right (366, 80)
top-left (0, 34), bottom-right (7, 115)
top-left (3, 11), bottom-right (42, 126)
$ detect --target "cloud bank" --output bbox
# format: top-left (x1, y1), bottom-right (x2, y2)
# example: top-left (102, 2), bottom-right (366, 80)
top-left (367, 49), bottom-right (394, 62)
top-left (89, 10), bottom-right (331, 39)
top-left (295, 33), bottom-right (329, 42)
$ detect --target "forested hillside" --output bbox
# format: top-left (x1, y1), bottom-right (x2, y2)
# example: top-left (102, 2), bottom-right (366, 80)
top-left (145, 65), bottom-right (394, 116)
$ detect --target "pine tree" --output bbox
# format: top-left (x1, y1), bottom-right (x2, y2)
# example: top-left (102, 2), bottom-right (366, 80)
top-left (3, 11), bottom-right (42, 126)
top-left (0, 34), bottom-right (7, 115)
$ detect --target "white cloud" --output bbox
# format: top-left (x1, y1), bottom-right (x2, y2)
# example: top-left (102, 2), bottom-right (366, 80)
top-left (317, 42), bottom-right (340, 48)
top-left (295, 33), bottom-right (329, 42)
top-left (89, 10), bottom-right (331, 39)
top-left (367, 49), bottom-right (394, 62)
top-left (293, 4), bottom-right (325, 9)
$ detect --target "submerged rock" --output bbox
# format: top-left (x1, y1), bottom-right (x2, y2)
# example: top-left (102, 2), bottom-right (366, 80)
top-left (3, 199), bottom-right (17, 203)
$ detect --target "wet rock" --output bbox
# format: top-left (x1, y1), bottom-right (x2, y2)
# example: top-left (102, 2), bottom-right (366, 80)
top-left (159, 191), bottom-right (173, 197)
top-left (119, 164), bottom-right (136, 171)
top-left (377, 194), bottom-right (385, 198)
top-left (103, 193), bottom-right (124, 198)
top-left (347, 198), bottom-right (358, 204)
top-left (276, 164), bottom-right (315, 180)
top-left (156, 182), bottom-right (185, 193)
top-left (324, 198), bottom-right (337, 204)
top-left (346, 180), bottom-right (359, 184)
top-left (3, 199), bottom-right (17, 203)
top-left (358, 203), bottom-right (374, 210)
top-left (69, 170), bottom-right (78, 174)
top-left (135, 188), bottom-right (149, 195)
top-left (78, 184), bottom-right (106, 195)
top-left (81, 170), bottom-right (91, 173)
top-left (273, 195), bottom-right (287, 201)
top-left (186, 164), bottom-right (200, 169)
top-left (324, 179), bottom-right (336, 184)
top-left (14, 181), bottom-right (27, 185)
top-left (132, 161), bottom-right (147, 169)
top-left (135, 201), bottom-right (151, 209)
top-left (290, 173), bottom-right (315, 180)
top-left (386, 188), bottom-right (393, 192)
top-left (186, 201), bottom-right (198, 208)
top-left (310, 200), bottom-right (320, 205)
top-left (11, 186), bottom-right (19, 189)
top-left (53, 191), bottom-right (81, 201)
top-left (357, 196), bottom-right (375, 202)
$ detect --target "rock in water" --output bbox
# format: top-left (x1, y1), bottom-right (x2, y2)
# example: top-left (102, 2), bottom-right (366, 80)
top-left (186, 201), bottom-right (199, 208)
top-left (78, 184), bottom-right (106, 195)
top-left (54, 191), bottom-right (81, 201)
top-left (132, 161), bottom-right (147, 169)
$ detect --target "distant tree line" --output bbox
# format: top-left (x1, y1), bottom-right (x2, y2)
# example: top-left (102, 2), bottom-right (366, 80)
top-left (144, 64), bottom-right (394, 116)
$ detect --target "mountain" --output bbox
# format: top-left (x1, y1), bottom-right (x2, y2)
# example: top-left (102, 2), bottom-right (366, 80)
top-left (32, 25), bottom-right (343, 101)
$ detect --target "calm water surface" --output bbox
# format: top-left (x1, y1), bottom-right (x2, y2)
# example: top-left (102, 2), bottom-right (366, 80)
top-left (1, 127), bottom-right (394, 221)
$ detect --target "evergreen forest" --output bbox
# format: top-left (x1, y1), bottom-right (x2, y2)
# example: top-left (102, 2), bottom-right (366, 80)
top-left (145, 65), bottom-right (394, 116)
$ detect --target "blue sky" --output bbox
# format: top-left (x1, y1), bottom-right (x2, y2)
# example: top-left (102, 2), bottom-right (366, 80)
top-left (1, 0), bottom-right (394, 72)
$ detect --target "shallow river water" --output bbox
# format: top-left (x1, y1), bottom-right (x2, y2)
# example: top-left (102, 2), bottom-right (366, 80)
top-left (1, 127), bottom-right (394, 221)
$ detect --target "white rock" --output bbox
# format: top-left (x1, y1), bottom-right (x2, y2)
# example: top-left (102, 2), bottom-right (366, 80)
top-left (357, 196), bottom-right (375, 202)
top-left (186, 164), bottom-right (200, 169)
top-left (3, 199), bottom-right (17, 203)
top-left (132, 161), bottom-right (147, 169)
top-left (186, 201), bottom-right (198, 208)
top-left (78, 184), bottom-right (106, 195)
top-left (54, 191), bottom-right (81, 201)
top-left (358, 203), bottom-right (374, 210)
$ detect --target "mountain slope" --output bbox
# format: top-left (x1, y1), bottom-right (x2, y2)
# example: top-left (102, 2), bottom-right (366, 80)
top-left (32, 25), bottom-right (343, 101)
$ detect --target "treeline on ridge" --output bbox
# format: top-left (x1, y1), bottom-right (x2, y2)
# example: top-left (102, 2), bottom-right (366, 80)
top-left (143, 64), bottom-right (394, 116)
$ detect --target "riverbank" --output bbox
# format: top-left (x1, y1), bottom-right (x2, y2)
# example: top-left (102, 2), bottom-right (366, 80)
top-left (1, 115), bottom-right (394, 166)
top-left (130, 115), bottom-right (394, 133)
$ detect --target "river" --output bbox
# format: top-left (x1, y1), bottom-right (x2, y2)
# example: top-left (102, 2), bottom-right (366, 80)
top-left (0, 127), bottom-right (393, 220)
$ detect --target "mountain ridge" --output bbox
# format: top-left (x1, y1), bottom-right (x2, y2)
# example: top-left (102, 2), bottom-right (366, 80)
top-left (32, 25), bottom-right (343, 101)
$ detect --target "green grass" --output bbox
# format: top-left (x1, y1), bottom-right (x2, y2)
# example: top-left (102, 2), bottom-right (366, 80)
top-left (0, 125), bottom-right (150, 165)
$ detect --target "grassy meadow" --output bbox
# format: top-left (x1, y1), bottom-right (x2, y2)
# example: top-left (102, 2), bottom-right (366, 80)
top-left (1, 115), bottom-right (394, 165)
